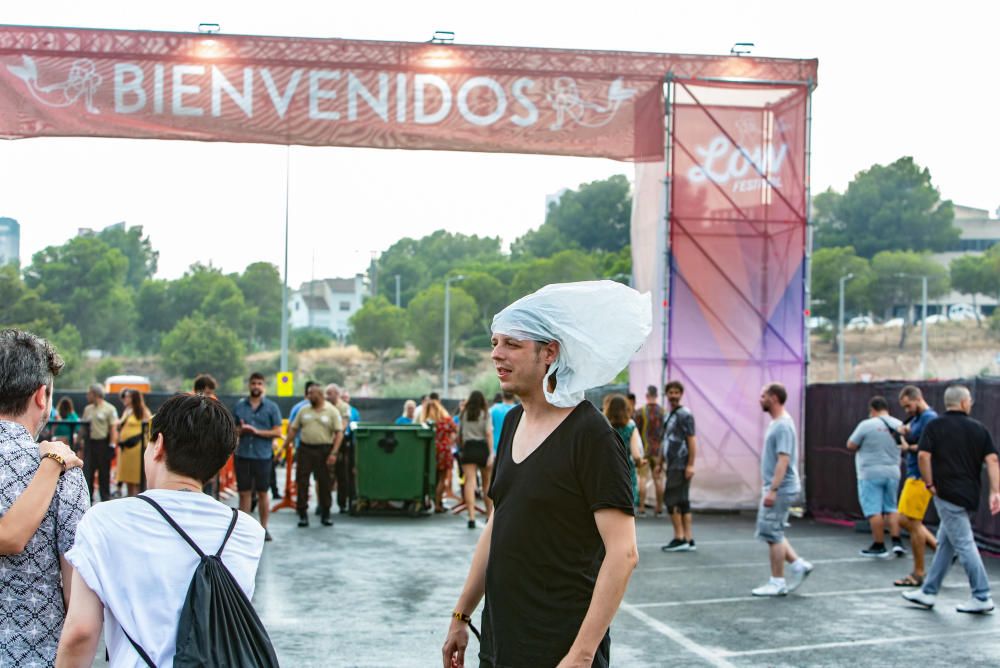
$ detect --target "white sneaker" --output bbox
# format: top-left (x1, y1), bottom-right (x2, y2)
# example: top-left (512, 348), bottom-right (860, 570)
top-left (902, 589), bottom-right (936, 609)
top-left (956, 597), bottom-right (995, 614)
top-left (787, 560), bottom-right (814, 593)
top-left (751, 581), bottom-right (788, 597)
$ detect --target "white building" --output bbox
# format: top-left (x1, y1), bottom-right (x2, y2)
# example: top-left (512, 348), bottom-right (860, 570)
top-left (0, 217), bottom-right (20, 267)
top-left (289, 274), bottom-right (369, 340)
top-left (929, 204), bottom-right (1000, 314)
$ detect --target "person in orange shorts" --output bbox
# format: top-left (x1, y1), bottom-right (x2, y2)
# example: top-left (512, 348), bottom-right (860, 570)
top-left (893, 385), bottom-right (939, 587)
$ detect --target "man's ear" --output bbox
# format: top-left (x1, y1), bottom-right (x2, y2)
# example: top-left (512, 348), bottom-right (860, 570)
top-left (32, 384), bottom-right (48, 411)
top-left (543, 341), bottom-right (560, 366)
top-left (150, 433), bottom-right (167, 461)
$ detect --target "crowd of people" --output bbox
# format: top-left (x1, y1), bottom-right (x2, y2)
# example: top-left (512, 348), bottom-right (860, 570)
top-left (2, 277), bottom-right (1000, 667)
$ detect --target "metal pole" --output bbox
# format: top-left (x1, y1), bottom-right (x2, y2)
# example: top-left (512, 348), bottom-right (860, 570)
top-left (395, 274), bottom-right (401, 308)
top-left (661, 73), bottom-right (675, 392)
top-left (443, 279), bottom-right (451, 398)
top-left (838, 273), bottom-right (853, 383)
top-left (921, 275), bottom-right (928, 378)
top-left (279, 145), bottom-right (291, 372)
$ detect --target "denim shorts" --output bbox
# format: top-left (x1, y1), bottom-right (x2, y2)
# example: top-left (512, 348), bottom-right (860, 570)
top-left (857, 477), bottom-right (900, 517)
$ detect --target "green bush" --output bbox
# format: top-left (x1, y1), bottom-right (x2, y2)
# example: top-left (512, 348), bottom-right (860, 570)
top-left (94, 358), bottom-right (123, 382)
top-left (309, 363), bottom-right (346, 387)
top-left (292, 327), bottom-right (333, 351)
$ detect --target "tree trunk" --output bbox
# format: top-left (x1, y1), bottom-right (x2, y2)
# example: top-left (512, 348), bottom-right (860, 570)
top-left (974, 294), bottom-right (982, 327)
top-left (378, 350), bottom-right (387, 385)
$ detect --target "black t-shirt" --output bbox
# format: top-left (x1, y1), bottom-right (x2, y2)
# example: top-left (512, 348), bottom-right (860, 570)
top-left (479, 401), bottom-right (634, 668)
top-left (918, 410), bottom-right (999, 511)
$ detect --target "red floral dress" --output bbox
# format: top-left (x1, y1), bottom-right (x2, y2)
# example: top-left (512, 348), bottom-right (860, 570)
top-left (435, 419), bottom-right (456, 473)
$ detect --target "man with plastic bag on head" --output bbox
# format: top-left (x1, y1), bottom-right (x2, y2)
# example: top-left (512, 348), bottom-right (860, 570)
top-left (444, 280), bottom-right (651, 668)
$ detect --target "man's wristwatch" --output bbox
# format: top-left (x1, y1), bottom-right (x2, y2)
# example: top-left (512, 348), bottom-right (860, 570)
top-left (41, 452), bottom-right (67, 472)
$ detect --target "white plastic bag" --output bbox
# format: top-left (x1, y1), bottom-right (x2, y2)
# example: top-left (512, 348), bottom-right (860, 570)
top-left (491, 280), bottom-right (652, 407)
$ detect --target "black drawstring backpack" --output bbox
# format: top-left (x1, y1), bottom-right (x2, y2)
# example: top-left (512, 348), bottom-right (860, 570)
top-left (120, 495), bottom-right (280, 668)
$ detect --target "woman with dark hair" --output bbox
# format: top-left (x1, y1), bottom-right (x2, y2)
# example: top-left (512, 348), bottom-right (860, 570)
top-left (604, 394), bottom-right (644, 508)
top-left (458, 390), bottom-right (494, 528)
top-left (117, 390), bottom-right (151, 497)
top-left (53, 397), bottom-right (80, 447)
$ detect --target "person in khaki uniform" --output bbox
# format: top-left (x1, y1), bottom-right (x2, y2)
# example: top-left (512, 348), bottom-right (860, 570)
top-left (82, 383), bottom-right (119, 502)
top-left (285, 384), bottom-right (342, 527)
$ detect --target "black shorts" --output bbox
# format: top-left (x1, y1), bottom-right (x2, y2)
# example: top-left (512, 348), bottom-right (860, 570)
top-left (235, 457), bottom-right (272, 493)
top-left (664, 468), bottom-right (691, 514)
top-left (461, 440), bottom-right (490, 468)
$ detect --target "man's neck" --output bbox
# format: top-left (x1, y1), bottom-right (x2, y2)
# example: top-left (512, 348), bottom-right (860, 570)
top-left (248, 395), bottom-right (263, 407)
top-left (518, 389), bottom-right (572, 421)
top-left (668, 402), bottom-right (682, 411)
top-left (769, 407), bottom-right (787, 420)
top-left (153, 472), bottom-right (205, 493)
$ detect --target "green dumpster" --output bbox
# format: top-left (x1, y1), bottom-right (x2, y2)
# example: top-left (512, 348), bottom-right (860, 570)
top-left (352, 424), bottom-right (436, 515)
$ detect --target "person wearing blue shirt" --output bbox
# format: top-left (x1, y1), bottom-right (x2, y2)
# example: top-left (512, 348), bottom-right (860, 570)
top-left (489, 391), bottom-right (517, 452)
top-left (232, 372), bottom-right (283, 542)
top-left (894, 385), bottom-right (939, 587)
top-left (396, 400), bottom-right (417, 425)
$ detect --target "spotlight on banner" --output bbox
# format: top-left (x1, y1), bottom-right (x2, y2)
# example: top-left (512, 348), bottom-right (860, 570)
top-left (429, 30), bottom-right (455, 44)
top-left (198, 23), bottom-right (222, 34)
top-left (730, 42), bottom-right (754, 56)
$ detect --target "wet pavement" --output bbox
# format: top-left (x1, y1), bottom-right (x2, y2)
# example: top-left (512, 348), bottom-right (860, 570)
top-left (245, 504), bottom-right (1000, 667)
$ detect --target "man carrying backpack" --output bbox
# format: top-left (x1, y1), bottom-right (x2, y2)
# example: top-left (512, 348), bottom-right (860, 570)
top-left (56, 394), bottom-right (276, 667)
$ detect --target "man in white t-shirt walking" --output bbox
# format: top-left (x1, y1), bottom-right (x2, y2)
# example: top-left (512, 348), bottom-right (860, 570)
top-left (56, 393), bottom-right (266, 667)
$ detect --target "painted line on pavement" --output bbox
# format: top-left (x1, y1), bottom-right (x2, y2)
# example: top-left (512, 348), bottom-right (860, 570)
top-left (619, 602), bottom-right (736, 668)
top-left (638, 556), bottom-right (868, 573)
top-left (629, 579), bottom-right (1000, 609)
top-left (718, 628), bottom-right (999, 657)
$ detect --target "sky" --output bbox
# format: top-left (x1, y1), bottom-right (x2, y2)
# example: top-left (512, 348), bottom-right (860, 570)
top-left (1, 0), bottom-right (998, 288)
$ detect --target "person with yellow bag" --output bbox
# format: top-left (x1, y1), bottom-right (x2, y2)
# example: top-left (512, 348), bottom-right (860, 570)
top-left (117, 390), bottom-right (151, 497)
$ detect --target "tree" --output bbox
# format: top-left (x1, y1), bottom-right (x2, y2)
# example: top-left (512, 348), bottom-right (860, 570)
top-left (292, 327), bottom-right (332, 351)
top-left (809, 247), bottom-right (873, 321)
top-left (545, 175), bottom-right (632, 253)
top-left (0, 264), bottom-right (64, 334)
top-left (134, 279), bottom-right (173, 352)
top-left (407, 285), bottom-right (477, 366)
top-left (237, 262), bottom-right (283, 347)
top-left (868, 251), bottom-right (949, 348)
top-left (949, 255), bottom-right (995, 326)
top-left (350, 297), bottom-right (407, 382)
top-left (24, 236), bottom-right (135, 352)
top-left (457, 272), bottom-right (507, 334)
top-left (814, 157), bottom-right (959, 258)
top-left (509, 250), bottom-right (599, 301)
top-left (160, 315), bottom-right (246, 386)
top-left (97, 224), bottom-right (159, 285)
top-left (510, 224), bottom-right (579, 259)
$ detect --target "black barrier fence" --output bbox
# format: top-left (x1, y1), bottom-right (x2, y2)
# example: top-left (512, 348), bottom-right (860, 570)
top-left (46, 392), bottom-right (453, 425)
top-left (806, 378), bottom-right (1000, 553)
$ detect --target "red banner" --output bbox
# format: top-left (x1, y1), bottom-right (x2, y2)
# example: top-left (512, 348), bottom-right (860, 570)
top-left (0, 26), bottom-right (817, 160)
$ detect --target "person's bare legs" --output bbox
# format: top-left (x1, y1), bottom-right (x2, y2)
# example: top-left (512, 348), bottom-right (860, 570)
top-left (637, 467), bottom-right (650, 514)
top-left (682, 513), bottom-right (693, 542)
top-left (462, 463), bottom-right (478, 522)
top-left (653, 468), bottom-right (665, 514)
top-left (869, 514), bottom-right (885, 543)
top-left (481, 465), bottom-right (493, 517)
top-left (258, 491), bottom-right (270, 529)
top-left (239, 491), bottom-right (252, 514)
top-left (769, 539), bottom-right (800, 577)
top-left (435, 475), bottom-right (446, 511)
top-left (126, 483), bottom-right (140, 497)
top-left (888, 512), bottom-right (901, 541)
top-left (669, 509), bottom-right (684, 540)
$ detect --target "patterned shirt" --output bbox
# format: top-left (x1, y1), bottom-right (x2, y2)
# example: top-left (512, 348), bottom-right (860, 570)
top-left (634, 403), bottom-right (665, 458)
top-left (0, 420), bottom-right (89, 667)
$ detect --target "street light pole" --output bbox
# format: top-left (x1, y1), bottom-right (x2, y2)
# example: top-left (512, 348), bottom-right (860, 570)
top-left (838, 273), bottom-right (854, 383)
top-left (279, 146), bottom-right (291, 372)
top-left (395, 274), bottom-right (401, 308)
top-left (443, 275), bottom-right (465, 398)
top-left (921, 275), bottom-right (928, 378)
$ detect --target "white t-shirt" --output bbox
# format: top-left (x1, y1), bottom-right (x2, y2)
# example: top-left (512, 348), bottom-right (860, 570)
top-left (66, 489), bottom-right (265, 667)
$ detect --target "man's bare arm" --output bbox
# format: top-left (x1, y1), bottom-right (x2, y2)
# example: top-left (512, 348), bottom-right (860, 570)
top-left (558, 509), bottom-right (638, 667)
top-left (55, 569), bottom-right (104, 667)
top-left (918, 451), bottom-right (933, 490)
top-left (442, 518), bottom-right (494, 668)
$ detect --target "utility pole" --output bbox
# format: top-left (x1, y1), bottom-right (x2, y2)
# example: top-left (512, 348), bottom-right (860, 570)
top-left (921, 275), bottom-right (928, 379)
top-left (443, 275), bottom-right (465, 398)
top-left (279, 146), bottom-right (291, 372)
top-left (838, 273), bottom-right (854, 383)
top-left (395, 274), bottom-right (401, 308)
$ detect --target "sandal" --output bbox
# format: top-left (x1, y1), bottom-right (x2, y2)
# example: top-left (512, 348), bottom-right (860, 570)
top-left (894, 573), bottom-right (923, 587)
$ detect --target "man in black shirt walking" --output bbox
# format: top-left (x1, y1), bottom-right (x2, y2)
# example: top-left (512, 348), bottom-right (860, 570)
top-left (903, 385), bottom-right (1000, 613)
top-left (442, 282), bottom-right (648, 668)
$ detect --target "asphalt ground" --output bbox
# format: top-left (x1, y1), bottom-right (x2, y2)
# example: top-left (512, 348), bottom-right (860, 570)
top-left (244, 501), bottom-right (1000, 668)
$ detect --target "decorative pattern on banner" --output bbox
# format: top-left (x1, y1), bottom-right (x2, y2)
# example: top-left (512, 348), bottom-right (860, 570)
top-left (0, 25), bottom-right (816, 159)
top-left (666, 82), bottom-right (809, 508)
